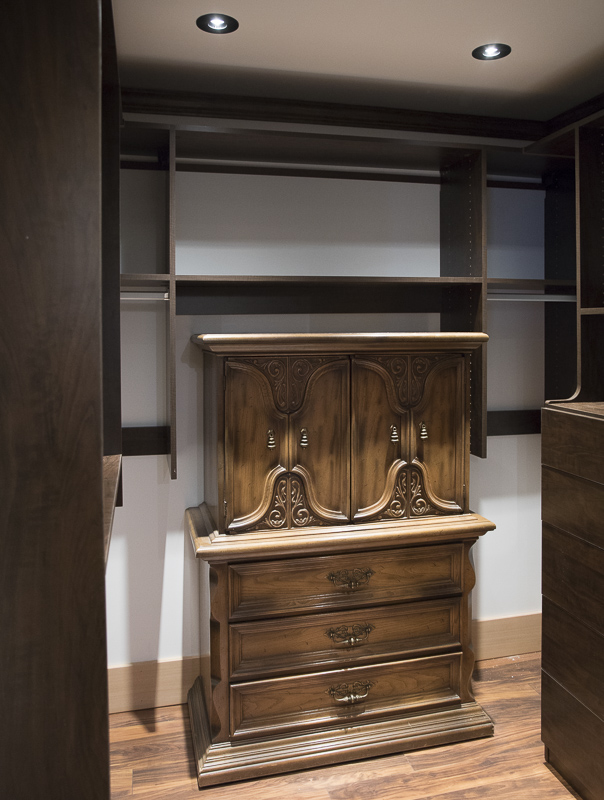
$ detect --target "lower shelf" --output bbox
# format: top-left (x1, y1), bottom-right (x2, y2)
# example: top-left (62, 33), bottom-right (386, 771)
top-left (188, 676), bottom-right (493, 787)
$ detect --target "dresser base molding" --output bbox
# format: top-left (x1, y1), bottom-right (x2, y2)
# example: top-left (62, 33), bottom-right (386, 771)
top-left (188, 676), bottom-right (493, 788)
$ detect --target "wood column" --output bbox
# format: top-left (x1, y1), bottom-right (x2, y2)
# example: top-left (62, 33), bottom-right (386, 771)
top-left (0, 1), bottom-right (109, 798)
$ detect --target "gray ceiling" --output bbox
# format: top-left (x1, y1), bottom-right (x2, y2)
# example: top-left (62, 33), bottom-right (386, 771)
top-left (113, 0), bottom-right (604, 121)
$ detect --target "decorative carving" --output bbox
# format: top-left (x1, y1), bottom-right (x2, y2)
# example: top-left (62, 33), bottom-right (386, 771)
top-left (327, 567), bottom-right (374, 591)
top-left (249, 357), bottom-right (288, 410)
top-left (248, 476), bottom-right (288, 531)
top-left (410, 355), bottom-right (456, 405)
top-left (326, 623), bottom-right (375, 647)
top-left (384, 470), bottom-right (408, 519)
top-left (288, 357), bottom-right (333, 411)
top-left (410, 468), bottom-right (437, 517)
top-left (291, 476), bottom-right (318, 527)
top-left (327, 681), bottom-right (374, 704)
top-left (374, 356), bottom-right (409, 406)
top-left (249, 356), bottom-right (337, 412)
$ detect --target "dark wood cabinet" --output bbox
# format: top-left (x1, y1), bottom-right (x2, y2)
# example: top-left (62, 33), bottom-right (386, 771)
top-left (186, 332), bottom-right (494, 787)
top-left (541, 403), bottom-right (604, 800)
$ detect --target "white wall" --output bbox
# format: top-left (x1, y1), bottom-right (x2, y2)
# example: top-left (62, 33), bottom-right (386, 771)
top-left (106, 171), bottom-right (545, 666)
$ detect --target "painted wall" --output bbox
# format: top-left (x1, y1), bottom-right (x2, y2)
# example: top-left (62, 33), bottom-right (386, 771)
top-left (106, 172), bottom-right (545, 666)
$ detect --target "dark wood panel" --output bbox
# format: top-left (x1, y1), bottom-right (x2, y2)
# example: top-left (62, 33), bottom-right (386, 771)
top-left (546, 89), bottom-right (604, 134)
top-left (0, 0), bottom-right (109, 796)
top-left (542, 597), bottom-right (604, 723)
top-left (543, 166), bottom-right (578, 401)
top-left (578, 127), bottom-right (604, 309)
top-left (102, 0), bottom-right (122, 460)
top-left (542, 405), bottom-right (604, 481)
top-left (542, 465), bottom-right (604, 549)
top-left (122, 87), bottom-right (548, 141)
top-left (122, 426), bottom-right (170, 456)
top-left (544, 303), bottom-right (577, 401)
top-left (542, 523), bottom-right (604, 637)
top-left (176, 278), bottom-right (461, 316)
top-left (542, 671), bottom-right (604, 800)
top-left (577, 314), bottom-right (604, 400)
top-left (487, 410), bottom-right (541, 437)
top-left (439, 151), bottom-right (487, 458)
top-left (440, 151), bottom-right (486, 281)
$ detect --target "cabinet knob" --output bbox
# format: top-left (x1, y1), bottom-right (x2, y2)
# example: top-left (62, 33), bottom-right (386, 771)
top-left (390, 424), bottom-right (399, 443)
top-left (327, 680), bottom-right (373, 705)
top-left (420, 422), bottom-right (428, 440)
top-left (300, 428), bottom-right (309, 447)
top-left (267, 429), bottom-right (276, 449)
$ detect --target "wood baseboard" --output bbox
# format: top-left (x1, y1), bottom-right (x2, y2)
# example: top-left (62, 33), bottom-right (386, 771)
top-left (107, 655), bottom-right (207, 714)
top-left (108, 614), bottom-right (541, 714)
top-left (472, 613), bottom-right (541, 661)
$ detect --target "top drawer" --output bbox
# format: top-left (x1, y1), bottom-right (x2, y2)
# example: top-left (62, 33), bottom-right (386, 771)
top-left (229, 543), bottom-right (464, 619)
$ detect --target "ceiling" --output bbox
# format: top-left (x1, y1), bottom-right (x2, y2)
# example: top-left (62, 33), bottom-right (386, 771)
top-left (112, 0), bottom-right (604, 122)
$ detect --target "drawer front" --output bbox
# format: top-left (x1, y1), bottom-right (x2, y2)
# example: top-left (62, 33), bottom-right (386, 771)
top-left (543, 523), bottom-right (604, 638)
top-left (230, 598), bottom-right (461, 680)
top-left (542, 597), bottom-right (604, 723)
top-left (542, 406), bottom-right (604, 484)
top-left (230, 653), bottom-right (462, 739)
top-left (229, 543), bottom-right (464, 619)
top-left (542, 465), bottom-right (604, 550)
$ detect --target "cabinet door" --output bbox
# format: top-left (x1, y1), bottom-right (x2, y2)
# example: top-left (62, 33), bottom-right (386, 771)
top-left (225, 359), bottom-right (288, 531)
top-left (409, 355), bottom-right (465, 515)
top-left (290, 357), bottom-right (350, 525)
top-left (351, 356), bottom-right (409, 521)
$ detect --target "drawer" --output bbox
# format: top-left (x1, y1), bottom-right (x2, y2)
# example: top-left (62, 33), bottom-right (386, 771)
top-left (230, 598), bottom-right (461, 680)
top-left (230, 653), bottom-right (462, 739)
top-left (542, 597), bottom-right (604, 723)
top-left (229, 543), bottom-right (464, 619)
top-left (543, 523), bottom-right (604, 638)
top-left (542, 465), bottom-right (604, 550)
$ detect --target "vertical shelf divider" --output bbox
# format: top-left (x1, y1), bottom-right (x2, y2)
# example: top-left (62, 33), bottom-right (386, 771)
top-left (576, 124), bottom-right (604, 401)
top-left (440, 150), bottom-right (487, 458)
top-left (544, 164), bottom-right (577, 401)
top-left (168, 126), bottom-right (177, 478)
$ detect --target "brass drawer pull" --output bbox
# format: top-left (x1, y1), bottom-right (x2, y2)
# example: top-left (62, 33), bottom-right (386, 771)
top-left (300, 427), bottom-right (309, 447)
top-left (327, 681), bottom-right (373, 705)
top-left (420, 421), bottom-right (428, 440)
top-left (267, 429), bottom-right (276, 449)
top-left (327, 567), bottom-right (374, 591)
top-left (326, 623), bottom-right (374, 647)
top-left (390, 424), bottom-right (399, 443)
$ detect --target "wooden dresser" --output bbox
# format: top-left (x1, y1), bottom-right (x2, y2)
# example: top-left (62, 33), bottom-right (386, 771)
top-left (186, 333), bottom-right (495, 788)
top-left (542, 402), bottom-right (604, 800)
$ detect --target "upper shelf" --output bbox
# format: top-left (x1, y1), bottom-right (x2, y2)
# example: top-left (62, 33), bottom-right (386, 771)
top-left (120, 120), bottom-right (563, 182)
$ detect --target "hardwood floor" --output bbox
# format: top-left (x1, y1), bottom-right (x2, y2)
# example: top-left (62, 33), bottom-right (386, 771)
top-left (110, 653), bottom-right (580, 799)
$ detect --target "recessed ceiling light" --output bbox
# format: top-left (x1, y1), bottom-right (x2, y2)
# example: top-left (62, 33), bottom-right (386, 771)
top-left (472, 43), bottom-right (512, 61)
top-left (196, 13), bottom-right (239, 34)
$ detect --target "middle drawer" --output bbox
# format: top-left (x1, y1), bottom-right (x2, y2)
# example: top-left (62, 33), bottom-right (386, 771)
top-left (230, 597), bottom-right (461, 680)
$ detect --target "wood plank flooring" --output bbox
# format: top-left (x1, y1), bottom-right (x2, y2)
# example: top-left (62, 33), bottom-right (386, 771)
top-left (110, 653), bottom-right (581, 799)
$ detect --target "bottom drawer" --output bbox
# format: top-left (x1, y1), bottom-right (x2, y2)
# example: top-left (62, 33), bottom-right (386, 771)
top-left (231, 653), bottom-right (462, 739)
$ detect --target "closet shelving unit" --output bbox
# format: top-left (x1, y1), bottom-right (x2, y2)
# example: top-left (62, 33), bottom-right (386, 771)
top-left (118, 103), bottom-right (579, 478)
top-left (531, 107), bottom-right (604, 800)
